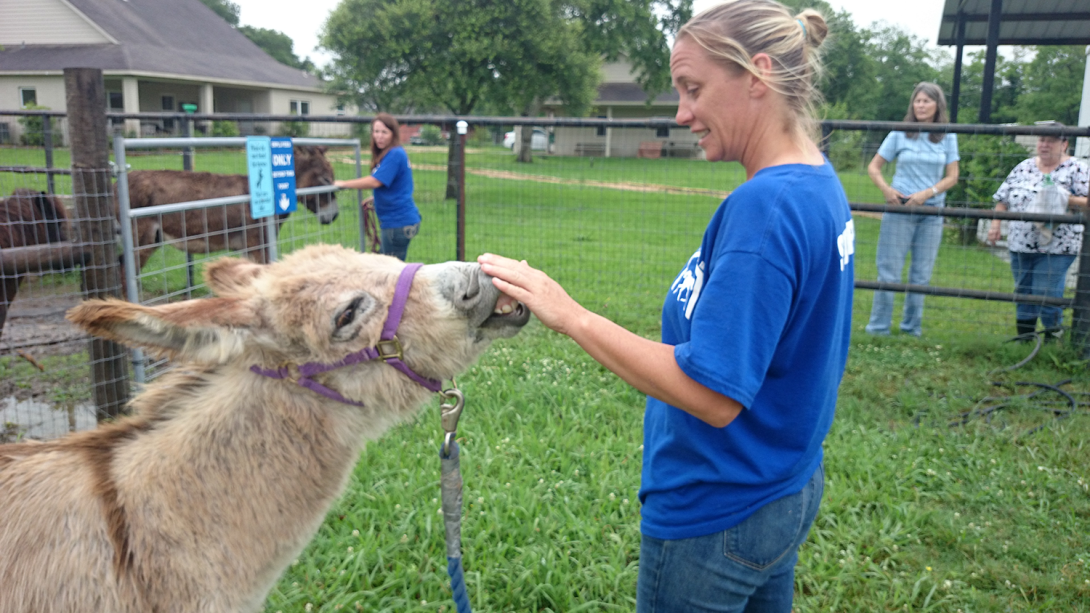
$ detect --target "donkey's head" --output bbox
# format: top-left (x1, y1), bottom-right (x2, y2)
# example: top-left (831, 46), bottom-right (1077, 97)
top-left (293, 145), bottom-right (339, 225)
top-left (67, 244), bottom-right (529, 416)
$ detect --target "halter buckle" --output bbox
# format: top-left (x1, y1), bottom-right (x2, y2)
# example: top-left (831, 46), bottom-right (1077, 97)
top-left (375, 337), bottom-right (404, 361)
top-left (280, 363), bottom-right (301, 383)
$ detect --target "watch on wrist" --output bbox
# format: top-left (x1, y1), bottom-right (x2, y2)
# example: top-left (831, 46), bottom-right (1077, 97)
top-left (930, 186), bottom-right (938, 196)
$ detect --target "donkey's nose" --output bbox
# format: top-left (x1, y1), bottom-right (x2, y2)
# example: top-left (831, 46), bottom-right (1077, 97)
top-left (455, 268), bottom-right (481, 308)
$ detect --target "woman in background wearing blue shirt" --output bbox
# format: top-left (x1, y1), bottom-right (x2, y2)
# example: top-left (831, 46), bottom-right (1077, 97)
top-left (335, 113), bottom-right (421, 260)
top-left (865, 82), bottom-right (959, 337)
top-left (480, 2), bottom-right (854, 610)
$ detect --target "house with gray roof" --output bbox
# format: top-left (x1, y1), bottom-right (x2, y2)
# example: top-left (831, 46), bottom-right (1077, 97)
top-left (0, 0), bottom-right (345, 140)
top-left (543, 58), bottom-right (702, 159)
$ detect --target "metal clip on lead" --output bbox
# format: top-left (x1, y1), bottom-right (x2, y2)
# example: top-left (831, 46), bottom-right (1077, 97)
top-left (440, 385), bottom-right (465, 457)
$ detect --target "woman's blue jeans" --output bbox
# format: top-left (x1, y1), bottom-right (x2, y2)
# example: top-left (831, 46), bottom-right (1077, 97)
top-left (380, 223), bottom-right (419, 261)
top-left (1010, 251), bottom-right (1076, 329)
top-left (636, 463), bottom-right (824, 613)
top-left (866, 212), bottom-right (944, 336)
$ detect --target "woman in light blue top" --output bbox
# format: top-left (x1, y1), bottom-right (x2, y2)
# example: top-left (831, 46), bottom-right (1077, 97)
top-left (865, 82), bottom-right (960, 336)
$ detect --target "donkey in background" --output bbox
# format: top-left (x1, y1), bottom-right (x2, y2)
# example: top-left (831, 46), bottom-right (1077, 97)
top-left (121, 145), bottom-right (341, 275)
top-left (0, 244), bottom-right (529, 612)
top-left (0, 188), bottom-right (71, 340)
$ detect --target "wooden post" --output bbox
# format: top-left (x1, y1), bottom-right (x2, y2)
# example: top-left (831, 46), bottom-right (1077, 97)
top-left (65, 67), bottom-right (130, 419)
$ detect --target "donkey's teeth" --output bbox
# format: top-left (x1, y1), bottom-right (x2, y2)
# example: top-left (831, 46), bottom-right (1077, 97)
top-left (494, 293), bottom-right (518, 314)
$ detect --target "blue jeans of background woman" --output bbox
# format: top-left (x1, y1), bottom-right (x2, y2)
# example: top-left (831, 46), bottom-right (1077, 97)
top-left (866, 213), bottom-right (944, 336)
top-left (1009, 251), bottom-right (1076, 330)
top-left (636, 463), bottom-right (824, 613)
top-left (380, 223), bottom-right (420, 261)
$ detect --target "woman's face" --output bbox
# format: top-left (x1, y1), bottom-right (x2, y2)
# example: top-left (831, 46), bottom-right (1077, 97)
top-left (912, 92), bottom-right (938, 123)
top-left (1036, 136), bottom-right (1066, 165)
top-left (671, 36), bottom-right (752, 163)
top-left (372, 121), bottom-right (394, 150)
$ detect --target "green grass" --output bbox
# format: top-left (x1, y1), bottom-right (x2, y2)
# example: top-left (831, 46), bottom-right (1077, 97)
top-left (3, 143), bottom-right (1088, 611)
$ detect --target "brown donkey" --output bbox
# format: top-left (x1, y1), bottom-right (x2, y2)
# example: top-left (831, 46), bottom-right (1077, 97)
top-left (0, 244), bottom-right (529, 613)
top-left (0, 188), bottom-right (71, 340)
top-left (122, 145), bottom-right (341, 274)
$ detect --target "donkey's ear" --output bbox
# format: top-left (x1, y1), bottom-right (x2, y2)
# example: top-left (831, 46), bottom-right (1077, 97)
top-left (67, 297), bottom-right (257, 364)
top-left (205, 257), bottom-right (265, 297)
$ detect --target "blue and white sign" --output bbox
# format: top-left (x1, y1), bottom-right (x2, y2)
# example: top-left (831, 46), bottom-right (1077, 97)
top-left (246, 136), bottom-right (274, 219)
top-left (270, 137), bottom-right (297, 215)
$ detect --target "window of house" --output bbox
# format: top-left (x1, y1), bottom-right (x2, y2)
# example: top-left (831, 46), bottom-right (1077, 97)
top-left (596, 115), bottom-right (607, 137)
top-left (161, 95), bottom-right (175, 111)
top-left (107, 91), bottom-right (124, 111)
top-left (656, 126), bottom-right (670, 138)
top-left (335, 104), bottom-right (346, 116)
top-left (290, 100), bottom-right (311, 115)
top-left (19, 87), bottom-right (37, 107)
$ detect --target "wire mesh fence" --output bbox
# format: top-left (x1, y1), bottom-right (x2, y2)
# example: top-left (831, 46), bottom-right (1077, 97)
top-left (2, 110), bottom-right (1089, 442)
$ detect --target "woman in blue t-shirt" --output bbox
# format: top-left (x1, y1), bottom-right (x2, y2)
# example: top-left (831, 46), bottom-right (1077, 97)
top-left (865, 82), bottom-right (960, 336)
top-left (481, 3), bottom-right (854, 611)
top-left (335, 113), bottom-right (422, 260)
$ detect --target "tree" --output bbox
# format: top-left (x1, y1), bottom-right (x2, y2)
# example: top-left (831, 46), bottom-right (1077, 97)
top-left (323, 0), bottom-right (604, 191)
top-left (1015, 45), bottom-right (1086, 126)
top-left (238, 26), bottom-right (316, 73)
top-left (197, 0), bottom-right (240, 26)
top-left (199, 0), bottom-right (314, 73)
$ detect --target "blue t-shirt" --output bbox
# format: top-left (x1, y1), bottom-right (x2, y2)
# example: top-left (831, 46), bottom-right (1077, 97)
top-left (371, 146), bottom-right (421, 228)
top-left (638, 161), bottom-right (855, 541)
top-left (877, 131), bottom-right (960, 207)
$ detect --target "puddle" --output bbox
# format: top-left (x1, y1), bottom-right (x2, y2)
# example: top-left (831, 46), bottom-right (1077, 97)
top-left (0, 396), bottom-right (97, 441)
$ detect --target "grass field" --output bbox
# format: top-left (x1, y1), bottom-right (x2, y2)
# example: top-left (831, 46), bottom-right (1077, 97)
top-left (2, 144), bottom-right (1089, 611)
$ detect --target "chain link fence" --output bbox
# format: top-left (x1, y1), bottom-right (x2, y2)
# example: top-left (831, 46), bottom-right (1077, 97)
top-left (3, 108), bottom-right (1089, 441)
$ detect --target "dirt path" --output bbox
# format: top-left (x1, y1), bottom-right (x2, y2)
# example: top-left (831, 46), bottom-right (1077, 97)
top-left (339, 158), bottom-right (730, 199)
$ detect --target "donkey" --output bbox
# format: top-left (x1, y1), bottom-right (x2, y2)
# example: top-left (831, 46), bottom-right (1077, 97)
top-left (0, 188), bottom-right (71, 340)
top-left (122, 145), bottom-right (341, 274)
top-left (0, 243), bottom-right (529, 613)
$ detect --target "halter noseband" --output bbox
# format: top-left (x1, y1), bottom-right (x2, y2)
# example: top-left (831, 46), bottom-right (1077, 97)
top-left (250, 263), bottom-right (443, 406)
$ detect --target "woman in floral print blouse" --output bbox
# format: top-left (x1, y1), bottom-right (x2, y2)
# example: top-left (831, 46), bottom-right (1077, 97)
top-left (987, 124), bottom-right (1090, 338)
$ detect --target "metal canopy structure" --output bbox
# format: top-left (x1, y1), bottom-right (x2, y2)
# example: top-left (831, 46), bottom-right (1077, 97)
top-left (938, 0), bottom-right (1090, 122)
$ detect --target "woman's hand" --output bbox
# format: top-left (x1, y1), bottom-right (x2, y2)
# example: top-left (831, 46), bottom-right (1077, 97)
top-left (334, 179), bottom-right (349, 189)
top-left (986, 220), bottom-right (1002, 244)
top-left (882, 187), bottom-right (905, 206)
top-left (904, 191), bottom-right (930, 206)
top-left (477, 253), bottom-right (585, 336)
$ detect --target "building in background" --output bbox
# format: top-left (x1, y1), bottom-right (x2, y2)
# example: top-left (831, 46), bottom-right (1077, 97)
top-left (0, 0), bottom-right (346, 141)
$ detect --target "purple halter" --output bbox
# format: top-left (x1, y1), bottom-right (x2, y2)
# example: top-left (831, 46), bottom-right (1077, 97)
top-left (250, 263), bottom-right (443, 406)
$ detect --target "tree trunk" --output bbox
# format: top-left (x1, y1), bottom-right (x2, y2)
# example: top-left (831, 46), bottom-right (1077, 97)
top-left (516, 98), bottom-right (543, 164)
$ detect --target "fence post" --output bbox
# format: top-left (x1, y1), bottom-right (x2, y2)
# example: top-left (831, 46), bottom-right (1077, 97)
top-left (182, 118), bottom-right (195, 296)
top-left (1071, 215), bottom-right (1090, 356)
top-left (183, 118), bottom-right (194, 171)
top-left (43, 114), bottom-right (55, 195)
top-left (455, 120), bottom-right (467, 262)
top-left (64, 67), bottom-right (130, 419)
top-left (820, 123), bottom-right (831, 158)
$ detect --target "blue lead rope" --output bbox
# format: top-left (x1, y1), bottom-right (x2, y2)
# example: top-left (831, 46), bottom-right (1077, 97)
top-left (440, 441), bottom-right (472, 613)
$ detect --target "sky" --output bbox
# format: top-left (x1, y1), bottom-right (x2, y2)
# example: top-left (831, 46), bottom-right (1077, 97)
top-left (232, 0), bottom-right (954, 70)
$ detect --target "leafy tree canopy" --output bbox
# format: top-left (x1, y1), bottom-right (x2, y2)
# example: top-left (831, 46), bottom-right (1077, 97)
top-left (199, 0), bottom-right (314, 73)
top-left (197, 0), bottom-right (240, 27)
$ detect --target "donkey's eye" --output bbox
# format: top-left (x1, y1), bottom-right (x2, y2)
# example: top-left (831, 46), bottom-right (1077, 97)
top-left (335, 297), bottom-right (363, 329)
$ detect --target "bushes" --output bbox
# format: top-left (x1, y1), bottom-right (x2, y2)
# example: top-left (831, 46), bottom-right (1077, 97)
top-left (418, 124), bottom-right (444, 146)
top-left (17, 104), bottom-right (57, 147)
top-left (211, 120), bottom-right (240, 137)
top-left (945, 134), bottom-right (1029, 244)
top-left (278, 120), bottom-right (310, 137)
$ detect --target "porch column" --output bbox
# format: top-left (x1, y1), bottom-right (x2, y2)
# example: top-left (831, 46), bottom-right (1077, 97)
top-left (199, 83), bottom-right (214, 132)
top-left (121, 77), bottom-right (140, 136)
